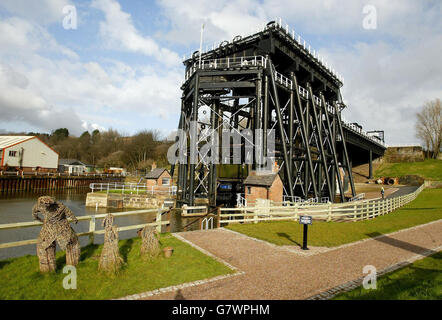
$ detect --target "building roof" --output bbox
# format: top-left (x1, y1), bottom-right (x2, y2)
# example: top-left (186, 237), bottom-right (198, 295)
top-left (0, 136), bottom-right (34, 149)
top-left (146, 168), bottom-right (169, 179)
top-left (243, 173), bottom-right (278, 187)
top-left (59, 159), bottom-right (86, 166)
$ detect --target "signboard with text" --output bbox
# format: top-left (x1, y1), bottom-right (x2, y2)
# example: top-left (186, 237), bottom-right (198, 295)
top-left (299, 216), bottom-right (312, 225)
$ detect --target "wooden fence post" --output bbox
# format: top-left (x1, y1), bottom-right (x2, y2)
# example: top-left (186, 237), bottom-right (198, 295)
top-left (156, 209), bottom-right (162, 233)
top-left (88, 215), bottom-right (96, 244)
top-left (327, 203), bottom-right (332, 222)
top-left (217, 207), bottom-right (221, 228)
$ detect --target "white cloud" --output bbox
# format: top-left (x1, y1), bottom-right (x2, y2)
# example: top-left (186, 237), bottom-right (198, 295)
top-left (157, 0), bottom-right (442, 145)
top-left (0, 63), bottom-right (85, 134)
top-left (0, 10), bottom-right (182, 136)
top-left (91, 0), bottom-right (181, 66)
top-left (0, 0), bottom-right (72, 25)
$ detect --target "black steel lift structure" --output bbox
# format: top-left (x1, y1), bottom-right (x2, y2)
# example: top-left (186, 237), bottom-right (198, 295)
top-left (173, 20), bottom-right (386, 207)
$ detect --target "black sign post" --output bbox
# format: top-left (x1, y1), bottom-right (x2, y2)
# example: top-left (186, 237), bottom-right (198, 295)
top-left (299, 216), bottom-right (312, 250)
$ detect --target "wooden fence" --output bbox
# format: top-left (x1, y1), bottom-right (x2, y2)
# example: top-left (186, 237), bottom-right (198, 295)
top-left (217, 185), bottom-right (425, 226)
top-left (0, 208), bottom-right (169, 250)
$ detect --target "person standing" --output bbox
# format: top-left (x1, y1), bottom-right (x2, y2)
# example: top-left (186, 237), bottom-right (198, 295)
top-left (381, 186), bottom-right (385, 200)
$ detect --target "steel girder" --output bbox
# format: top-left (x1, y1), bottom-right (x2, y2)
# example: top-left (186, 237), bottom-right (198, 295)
top-left (176, 62), bottom-right (355, 206)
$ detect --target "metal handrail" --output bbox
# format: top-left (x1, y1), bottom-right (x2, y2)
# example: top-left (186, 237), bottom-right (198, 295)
top-left (89, 183), bottom-right (177, 196)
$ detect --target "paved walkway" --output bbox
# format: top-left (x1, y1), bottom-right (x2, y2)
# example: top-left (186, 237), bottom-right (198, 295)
top-left (387, 185), bottom-right (420, 198)
top-left (142, 219), bottom-right (442, 300)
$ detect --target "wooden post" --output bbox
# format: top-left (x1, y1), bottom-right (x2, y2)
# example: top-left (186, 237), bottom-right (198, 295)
top-left (89, 215), bottom-right (96, 244)
top-left (327, 202), bottom-right (332, 222)
top-left (156, 208), bottom-right (162, 233)
top-left (216, 207), bottom-right (221, 228)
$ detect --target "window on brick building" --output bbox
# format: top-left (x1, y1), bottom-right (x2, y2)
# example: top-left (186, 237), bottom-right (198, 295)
top-left (247, 186), bottom-right (251, 194)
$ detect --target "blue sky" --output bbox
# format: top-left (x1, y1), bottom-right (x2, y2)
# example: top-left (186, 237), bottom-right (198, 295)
top-left (0, 0), bottom-right (441, 145)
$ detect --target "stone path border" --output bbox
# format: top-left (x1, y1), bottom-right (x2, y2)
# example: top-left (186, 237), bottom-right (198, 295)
top-left (306, 245), bottom-right (442, 300)
top-left (116, 233), bottom-right (244, 300)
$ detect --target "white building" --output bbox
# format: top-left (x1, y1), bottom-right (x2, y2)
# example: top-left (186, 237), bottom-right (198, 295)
top-left (58, 159), bottom-right (88, 174)
top-left (0, 136), bottom-right (59, 172)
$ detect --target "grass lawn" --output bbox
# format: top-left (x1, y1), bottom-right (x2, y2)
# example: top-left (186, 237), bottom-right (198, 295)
top-left (333, 252), bottom-right (442, 300)
top-left (225, 188), bottom-right (442, 247)
top-left (0, 234), bottom-right (232, 300)
top-left (374, 159), bottom-right (442, 181)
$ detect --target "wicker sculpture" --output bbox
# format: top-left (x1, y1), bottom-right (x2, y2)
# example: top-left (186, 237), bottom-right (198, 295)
top-left (32, 196), bottom-right (80, 273)
top-left (98, 214), bottom-right (123, 273)
top-left (140, 226), bottom-right (160, 259)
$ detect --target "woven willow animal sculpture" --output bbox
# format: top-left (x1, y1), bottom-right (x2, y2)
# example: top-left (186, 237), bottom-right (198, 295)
top-left (32, 196), bottom-right (80, 273)
top-left (140, 226), bottom-right (160, 259)
top-left (98, 214), bottom-right (123, 273)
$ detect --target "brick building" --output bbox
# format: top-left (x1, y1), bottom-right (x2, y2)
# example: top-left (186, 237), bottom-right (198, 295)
top-left (146, 167), bottom-right (172, 187)
top-left (243, 172), bottom-right (283, 203)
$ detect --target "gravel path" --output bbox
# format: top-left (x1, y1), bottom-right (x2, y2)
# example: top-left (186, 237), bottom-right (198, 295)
top-left (141, 219), bottom-right (442, 300)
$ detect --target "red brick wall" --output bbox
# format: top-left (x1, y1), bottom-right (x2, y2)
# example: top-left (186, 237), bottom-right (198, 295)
top-left (268, 175), bottom-right (283, 202)
top-left (244, 175), bottom-right (283, 203)
top-left (146, 171), bottom-right (172, 187)
top-left (245, 185), bottom-right (268, 203)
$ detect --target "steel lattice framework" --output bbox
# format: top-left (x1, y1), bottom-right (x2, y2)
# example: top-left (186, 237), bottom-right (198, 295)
top-left (173, 21), bottom-right (376, 207)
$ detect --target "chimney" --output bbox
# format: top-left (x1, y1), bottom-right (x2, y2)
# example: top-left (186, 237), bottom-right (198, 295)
top-left (151, 161), bottom-right (157, 171)
top-left (272, 161), bottom-right (279, 173)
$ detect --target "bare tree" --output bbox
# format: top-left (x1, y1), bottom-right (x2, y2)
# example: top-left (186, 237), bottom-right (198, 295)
top-left (416, 99), bottom-right (441, 159)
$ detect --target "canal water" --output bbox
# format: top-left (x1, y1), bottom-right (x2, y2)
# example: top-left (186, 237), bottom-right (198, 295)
top-left (0, 189), bottom-right (195, 261)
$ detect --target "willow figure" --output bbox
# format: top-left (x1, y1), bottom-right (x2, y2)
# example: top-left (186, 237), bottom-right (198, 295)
top-left (32, 196), bottom-right (80, 273)
top-left (98, 214), bottom-right (123, 273)
top-left (140, 226), bottom-right (160, 259)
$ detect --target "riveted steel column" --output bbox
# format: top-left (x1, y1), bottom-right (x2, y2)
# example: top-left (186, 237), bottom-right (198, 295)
top-left (188, 73), bottom-right (199, 206)
top-left (268, 61), bottom-right (294, 198)
top-left (292, 75), bottom-right (318, 199)
top-left (321, 94), bottom-right (345, 202)
top-left (308, 83), bottom-right (333, 200)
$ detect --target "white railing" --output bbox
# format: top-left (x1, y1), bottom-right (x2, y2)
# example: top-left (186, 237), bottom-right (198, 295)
top-left (184, 55), bottom-right (266, 83)
top-left (201, 217), bottom-right (214, 230)
top-left (236, 194), bottom-right (248, 208)
top-left (217, 184), bottom-right (424, 225)
top-left (89, 183), bottom-right (177, 196)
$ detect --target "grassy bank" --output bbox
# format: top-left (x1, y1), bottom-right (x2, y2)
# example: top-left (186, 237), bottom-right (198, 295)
top-left (333, 252), bottom-right (442, 300)
top-left (374, 159), bottom-right (442, 181)
top-left (225, 188), bottom-right (442, 247)
top-left (0, 234), bottom-right (232, 300)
